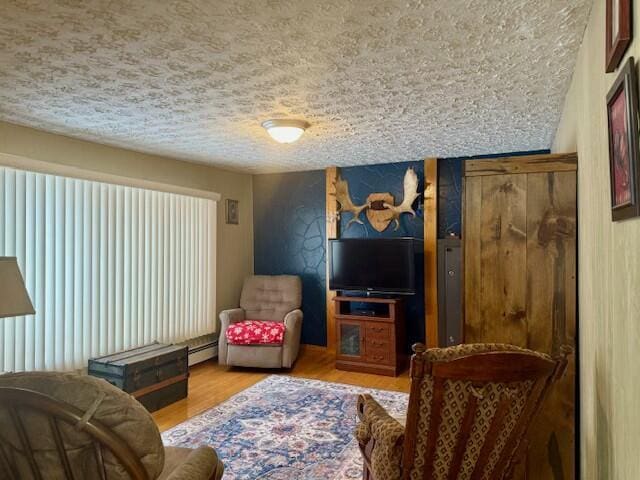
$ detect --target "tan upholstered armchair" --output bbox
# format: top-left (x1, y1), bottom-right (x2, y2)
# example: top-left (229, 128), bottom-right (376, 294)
top-left (0, 372), bottom-right (223, 480)
top-left (355, 343), bottom-right (569, 480)
top-left (218, 275), bottom-right (303, 369)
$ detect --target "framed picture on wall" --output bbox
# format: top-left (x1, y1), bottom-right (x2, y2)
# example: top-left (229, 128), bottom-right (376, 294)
top-left (606, 57), bottom-right (640, 221)
top-left (226, 199), bottom-right (239, 224)
top-left (606, 0), bottom-right (632, 73)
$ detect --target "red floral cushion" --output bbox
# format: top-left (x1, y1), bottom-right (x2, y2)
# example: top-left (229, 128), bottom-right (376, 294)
top-left (225, 320), bottom-right (286, 345)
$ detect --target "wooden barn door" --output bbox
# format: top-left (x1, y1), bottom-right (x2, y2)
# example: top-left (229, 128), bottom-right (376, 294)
top-left (463, 153), bottom-right (577, 480)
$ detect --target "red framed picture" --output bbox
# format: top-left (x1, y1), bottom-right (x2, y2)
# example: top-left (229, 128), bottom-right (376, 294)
top-left (606, 0), bottom-right (632, 73)
top-left (606, 57), bottom-right (640, 221)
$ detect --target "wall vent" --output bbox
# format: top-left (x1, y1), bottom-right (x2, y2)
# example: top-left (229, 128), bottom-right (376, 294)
top-left (180, 334), bottom-right (218, 366)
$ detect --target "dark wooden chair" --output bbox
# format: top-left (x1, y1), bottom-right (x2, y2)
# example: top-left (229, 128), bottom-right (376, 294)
top-left (355, 343), bottom-right (569, 480)
top-left (0, 372), bottom-right (224, 480)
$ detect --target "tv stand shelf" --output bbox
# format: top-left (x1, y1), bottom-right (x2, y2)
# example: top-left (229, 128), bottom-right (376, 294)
top-left (335, 313), bottom-right (390, 322)
top-left (334, 296), bottom-right (407, 376)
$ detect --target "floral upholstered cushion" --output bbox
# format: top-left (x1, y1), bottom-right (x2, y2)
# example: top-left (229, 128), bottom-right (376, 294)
top-left (225, 320), bottom-right (286, 345)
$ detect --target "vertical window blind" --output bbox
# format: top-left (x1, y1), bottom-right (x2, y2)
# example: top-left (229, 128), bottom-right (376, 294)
top-left (0, 165), bottom-right (216, 372)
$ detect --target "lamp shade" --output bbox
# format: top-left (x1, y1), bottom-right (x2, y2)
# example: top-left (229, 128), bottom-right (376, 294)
top-left (0, 257), bottom-right (35, 318)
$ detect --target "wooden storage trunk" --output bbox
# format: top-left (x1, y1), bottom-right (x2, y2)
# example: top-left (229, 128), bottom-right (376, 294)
top-left (88, 342), bottom-right (188, 412)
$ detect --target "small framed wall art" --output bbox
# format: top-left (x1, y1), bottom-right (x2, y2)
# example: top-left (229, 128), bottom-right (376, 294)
top-left (605, 0), bottom-right (632, 73)
top-left (606, 57), bottom-right (640, 221)
top-left (226, 199), bottom-right (239, 224)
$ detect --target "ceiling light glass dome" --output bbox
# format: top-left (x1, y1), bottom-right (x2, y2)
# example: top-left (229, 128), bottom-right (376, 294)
top-left (262, 119), bottom-right (310, 144)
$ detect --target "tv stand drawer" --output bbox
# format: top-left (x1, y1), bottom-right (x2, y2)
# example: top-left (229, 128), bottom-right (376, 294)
top-left (367, 338), bottom-right (390, 350)
top-left (366, 323), bottom-right (392, 341)
top-left (366, 346), bottom-right (392, 365)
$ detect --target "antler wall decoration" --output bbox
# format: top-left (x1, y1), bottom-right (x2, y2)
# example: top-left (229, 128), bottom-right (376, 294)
top-left (332, 167), bottom-right (421, 232)
top-left (332, 175), bottom-right (370, 229)
top-left (384, 168), bottom-right (420, 230)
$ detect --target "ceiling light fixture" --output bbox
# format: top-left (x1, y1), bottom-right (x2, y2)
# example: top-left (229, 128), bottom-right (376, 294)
top-left (262, 119), bottom-right (310, 144)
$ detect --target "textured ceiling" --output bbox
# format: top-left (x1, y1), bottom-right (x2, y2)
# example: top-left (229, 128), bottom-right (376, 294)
top-left (0, 0), bottom-right (591, 173)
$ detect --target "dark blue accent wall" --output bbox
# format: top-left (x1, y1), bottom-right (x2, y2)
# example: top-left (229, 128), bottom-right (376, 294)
top-left (438, 150), bottom-right (551, 238)
top-left (253, 171), bottom-right (327, 346)
top-left (339, 161), bottom-right (425, 349)
top-left (438, 158), bottom-right (464, 238)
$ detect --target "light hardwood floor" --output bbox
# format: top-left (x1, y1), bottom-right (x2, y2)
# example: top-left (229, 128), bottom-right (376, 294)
top-left (153, 345), bottom-right (411, 432)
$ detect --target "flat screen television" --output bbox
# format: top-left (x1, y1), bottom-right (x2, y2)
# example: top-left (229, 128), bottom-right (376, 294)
top-left (329, 238), bottom-right (421, 295)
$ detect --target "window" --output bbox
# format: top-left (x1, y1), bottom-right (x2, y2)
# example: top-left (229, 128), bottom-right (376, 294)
top-left (0, 165), bottom-right (216, 371)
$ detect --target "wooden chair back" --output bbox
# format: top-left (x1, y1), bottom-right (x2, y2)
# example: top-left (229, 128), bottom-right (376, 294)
top-left (401, 344), bottom-right (568, 480)
top-left (0, 387), bottom-right (148, 480)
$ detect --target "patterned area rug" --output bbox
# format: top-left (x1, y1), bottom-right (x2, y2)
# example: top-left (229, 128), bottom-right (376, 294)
top-left (162, 375), bottom-right (408, 479)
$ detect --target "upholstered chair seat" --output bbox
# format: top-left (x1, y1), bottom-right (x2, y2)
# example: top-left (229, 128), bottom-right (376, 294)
top-left (355, 343), bottom-right (569, 480)
top-left (0, 372), bottom-right (223, 480)
top-left (218, 275), bottom-right (303, 369)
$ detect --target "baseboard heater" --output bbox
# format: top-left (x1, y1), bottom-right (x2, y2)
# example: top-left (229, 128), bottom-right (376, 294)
top-left (181, 335), bottom-right (218, 366)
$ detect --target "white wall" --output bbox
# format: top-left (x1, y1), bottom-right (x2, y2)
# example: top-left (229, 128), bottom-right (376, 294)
top-left (553, 1), bottom-right (640, 477)
top-left (0, 121), bottom-right (254, 323)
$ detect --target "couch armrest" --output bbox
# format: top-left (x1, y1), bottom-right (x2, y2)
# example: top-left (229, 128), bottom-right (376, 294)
top-left (354, 394), bottom-right (404, 478)
top-left (219, 308), bottom-right (245, 327)
top-left (282, 309), bottom-right (303, 368)
top-left (218, 308), bottom-right (245, 365)
top-left (165, 446), bottom-right (224, 480)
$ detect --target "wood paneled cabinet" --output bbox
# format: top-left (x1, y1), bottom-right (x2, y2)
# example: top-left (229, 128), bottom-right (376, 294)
top-left (334, 296), bottom-right (406, 376)
top-left (463, 153), bottom-right (577, 480)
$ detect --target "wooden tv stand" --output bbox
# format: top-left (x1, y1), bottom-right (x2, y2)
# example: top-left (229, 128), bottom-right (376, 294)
top-left (333, 296), bottom-right (407, 376)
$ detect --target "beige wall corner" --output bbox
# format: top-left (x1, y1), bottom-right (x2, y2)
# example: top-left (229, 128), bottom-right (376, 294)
top-left (0, 121), bottom-right (254, 328)
top-left (552, 1), bottom-right (640, 478)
